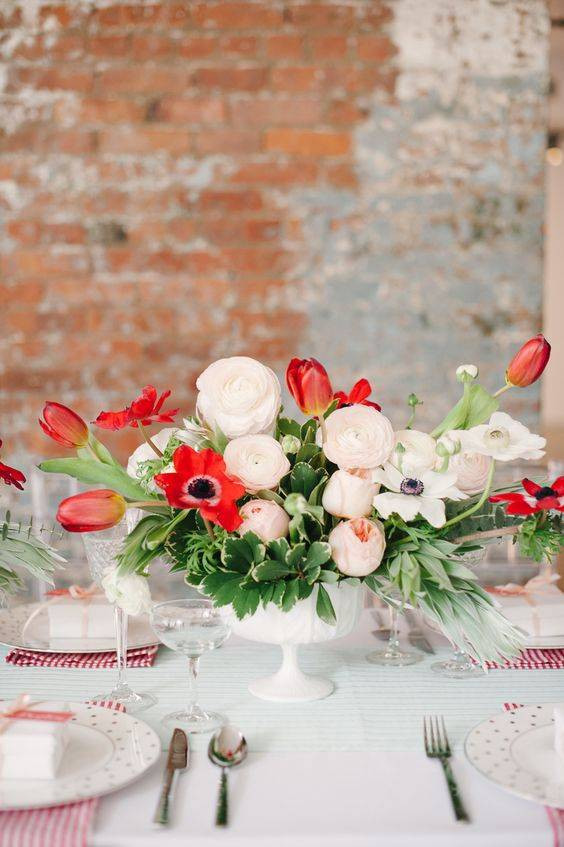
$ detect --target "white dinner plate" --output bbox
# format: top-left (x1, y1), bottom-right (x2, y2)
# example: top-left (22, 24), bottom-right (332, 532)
top-left (0, 702), bottom-right (161, 810)
top-left (0, 603), bottom-right (158, 654)
top-left (465, 703), bottom-right (564, 808)
top-left (523, 633), bottom-right (564, 649)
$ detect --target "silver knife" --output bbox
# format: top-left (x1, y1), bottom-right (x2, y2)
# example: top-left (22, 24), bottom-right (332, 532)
top-left (404, 610), bottom-right (435, 654)
top-left (153, 728), bottom-right (189, 826)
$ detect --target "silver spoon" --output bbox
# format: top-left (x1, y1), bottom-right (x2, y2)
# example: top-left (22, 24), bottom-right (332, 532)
top-left (208, 725), bottom-right (247, 827)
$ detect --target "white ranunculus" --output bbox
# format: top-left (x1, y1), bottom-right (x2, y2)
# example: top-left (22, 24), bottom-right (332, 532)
top-left (224, 434), bottom-right (290, 493)
top-left (196, 356), bottom-right (281, 439)
top-left (328, 517), bottom-right (386, 577)
top-left (449, 450), bottom-right (493, 495)
top-left (322, 469), bottom-right (376, 519)
top-left (393, 429), bottom-right (437, 476)
top-left (127, 426), bottom-right (180, 490)
top-left (372, 463), bottom-right (467, 528)
top-left (460, 412), bottom-right (546, 462)
top-left (238, 499), bottom-right (289, 542)
top-left (101, 569), bottom-right (152, 617)
top-left (323, 405), bottom-right (395, 470)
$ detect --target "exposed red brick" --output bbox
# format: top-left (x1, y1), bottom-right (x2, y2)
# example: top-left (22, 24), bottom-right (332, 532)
top-left (230, 98), bottom-right (323, 127)
top-left (219, 35), bottom-right (258, 57)
top-left (265, 34), bottom-right (304, 60)
top-left (228, 160), bottom-right (320, 185)
top-left (130, 33), bottom-right (175, 59)
top-left (310, 35), bottom-right (349, 60)
top-left (97, 67), bottom-right (191, 94)
top-left (78, 98), bottom-right (146, 123)
top-left (98, 127), bottom-right (191, 155)
top-left (195, 66), bottom-right (268, 91)
top-left (88, 34), bottom-right (130, 57)
top-left (194, 129), bottom-right (261, 155)
top-left (199, 189), bottom-right (264, 213)
top-left (356, 35), bottom-right (396, 62)
top-left (264, 129), bottom-right (350, 157)
top-left (177, 35), bottom-right (218, 58)
top-left (151, 97), bottom-right (225, 124)
top-left (271, 66), bottom-right (324, 92)
top-left (192, 3), bottom-right (283, 29)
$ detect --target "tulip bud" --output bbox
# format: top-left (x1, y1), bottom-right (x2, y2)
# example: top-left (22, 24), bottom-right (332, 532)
top-left (286, 357), bottom-right (333, 417)
top-left (57, 489), bottom-right (126, 533)
top-left (39, 402), bottom-right (89, 448)
top-left (506, 334), bottom-right (551, 387)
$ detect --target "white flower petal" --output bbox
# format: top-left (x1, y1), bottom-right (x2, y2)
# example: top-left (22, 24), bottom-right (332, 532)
top-left (373, 492), bottom-right (420, 522)
top-left (416, 497), bottom-right (446, 528)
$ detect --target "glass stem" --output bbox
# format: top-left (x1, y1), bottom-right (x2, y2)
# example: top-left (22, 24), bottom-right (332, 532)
top-left (187, 656), bottom-right (200, 714)
top-left (115, 604), bottom-right (129, 689)
top-left (387, 606), bottom-right (401, 654)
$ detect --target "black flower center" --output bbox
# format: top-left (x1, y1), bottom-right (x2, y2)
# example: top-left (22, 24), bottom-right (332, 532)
top-left (534, 486), bottom-right (556, 500)
top-left (400, 477), bottom-right (424, 496)
top-left (187, 476), bottom-right (216, 500)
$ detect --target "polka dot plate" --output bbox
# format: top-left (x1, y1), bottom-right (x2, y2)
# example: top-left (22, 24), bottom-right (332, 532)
top-left (0, 702), bottom-right (161, 810)
top-left (465, 703), bottom-right (564, 808)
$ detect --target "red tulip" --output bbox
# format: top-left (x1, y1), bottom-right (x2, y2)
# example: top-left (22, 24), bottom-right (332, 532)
top-left (57, 489), bottom-right (126, 533)
top-left (0, 440), bottom-right (25, 491)
top-left (334, 378), bottom-right (381, 411)
top-left (93, 386), bottom-right (179, 431)
top-left (39, 402), bottom-right (89, 448)
top-left (286, 358), bottom-right (334, 417)
top-left (155, 445), bottom-right (245, 532)
top-left (506, 334), bottom-right (551, 388)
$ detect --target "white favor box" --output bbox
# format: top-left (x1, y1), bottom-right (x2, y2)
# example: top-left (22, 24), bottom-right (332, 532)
top-left (554, 704), bottom-right (564, 761)
top-left (47, 595), bottom-right (115, 639)
top-left (0, 702), bottom-right (70, 779)
top-left (493, 585), bottom-right (564, 638)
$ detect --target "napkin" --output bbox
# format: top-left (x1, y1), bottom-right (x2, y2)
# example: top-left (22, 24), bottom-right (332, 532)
top-left (555, 704), bottom-right (564, 761)
top-left (47, 595), bottom-right (115, 640)
top-left (490, 582), bottom-right (564, 638)
top-left (0, 700), bottom-right (71, 780)
top-left (5, 644), bottom-right (159, 669)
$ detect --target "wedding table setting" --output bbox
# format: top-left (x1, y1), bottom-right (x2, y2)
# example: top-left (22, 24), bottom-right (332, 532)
top-left (1, 335), bottom-right (563, 846)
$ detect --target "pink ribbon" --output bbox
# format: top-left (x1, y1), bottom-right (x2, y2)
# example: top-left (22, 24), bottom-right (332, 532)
top-left (487, 572), bottom-right (560, 637)
top-left (0, 694), bottom-right (73, 735)
top-left (46, 583), bottom-right (99, 600)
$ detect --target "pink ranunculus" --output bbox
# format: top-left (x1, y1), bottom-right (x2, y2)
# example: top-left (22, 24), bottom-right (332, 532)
top-left (328, 517), bottom-right (386, 577)
top-left (238, 499), bottom-right (290, 542)
top-left (322, 469), bottom-right (376, 519)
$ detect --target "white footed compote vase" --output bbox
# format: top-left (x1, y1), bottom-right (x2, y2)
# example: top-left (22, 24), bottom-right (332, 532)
top-left (83, 523), bottom-right (156, 713)
top-left (230, 582), bottom-right (363, 703)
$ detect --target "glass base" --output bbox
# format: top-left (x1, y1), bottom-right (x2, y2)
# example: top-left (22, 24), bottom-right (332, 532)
top-left (162, 707), bottom-right (225, 734)
top-left (366, 648), bottom-right (423, 667)
top-left (92, 684), bottom-right (157, 714)
top-left (430, 658), bottom-right (485, 679)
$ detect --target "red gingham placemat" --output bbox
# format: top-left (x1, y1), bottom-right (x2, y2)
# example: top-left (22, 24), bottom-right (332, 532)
top-left (5, 645), bottom-right (158, 669)
top-left (483, 648), bottom-right (564, 670)
top-left (0, 700), bottom-right (125, 847)
top-left (504, 702), bottom-right (564, 845)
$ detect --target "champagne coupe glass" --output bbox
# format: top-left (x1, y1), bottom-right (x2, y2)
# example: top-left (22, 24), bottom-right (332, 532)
top-left (366, 601), bottom-right (423, 667)
top-left (150, 599), bottom-right (230, 733)
top-left (82, 522), bottom-right (157, 713)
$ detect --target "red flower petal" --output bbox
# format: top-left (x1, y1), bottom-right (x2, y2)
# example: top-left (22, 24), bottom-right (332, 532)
top-left (40, 402), bottom-right (89, 448)
top-left (93, 409), bottom-right (131, 431)
top-left (348, 379), bottom-right (372, 404)
top-left (552, 476), bottom-right (564, 496)
top-left (0, 461), bottom-right (26, 490)
top-left (521, 478), bottom-right (541, 497)
top-left (56, 489), bottom-right (126, 532)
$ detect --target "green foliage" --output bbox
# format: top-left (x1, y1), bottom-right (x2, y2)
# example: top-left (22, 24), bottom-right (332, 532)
top-left (134, 434), bottom-right (184, 491)
top-left (432, 383), bottom-right (498, 437)
top-left (0, 511), bottom-right (65, 597)
top-left (39, 457), bottom-right (159, 503)
top-left (517, 514), bottom-right (564, 563)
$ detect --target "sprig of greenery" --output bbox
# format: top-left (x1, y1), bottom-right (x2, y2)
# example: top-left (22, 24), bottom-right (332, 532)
top-left (135, 435), bottom-right (184, 491)
top-left (517, 513), bottom-right (564, 563)
top-left (0, 511), bottom-right (65, 598)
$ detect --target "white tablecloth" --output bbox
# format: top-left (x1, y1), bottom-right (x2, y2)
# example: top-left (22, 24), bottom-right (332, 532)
top-left (1, 610), bottom-right (563, 845)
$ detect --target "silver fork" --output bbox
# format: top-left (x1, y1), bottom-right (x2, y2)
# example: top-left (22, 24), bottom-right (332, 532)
top-left (423, 716), bottom-right (469, 822)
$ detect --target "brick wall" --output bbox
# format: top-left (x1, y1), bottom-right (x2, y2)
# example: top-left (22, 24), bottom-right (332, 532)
top-left (0, 0), bottom-right (549, 470)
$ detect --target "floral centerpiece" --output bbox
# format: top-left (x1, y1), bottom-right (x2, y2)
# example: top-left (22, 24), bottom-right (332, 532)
top-left (40, 336), bottom-right (563, 677)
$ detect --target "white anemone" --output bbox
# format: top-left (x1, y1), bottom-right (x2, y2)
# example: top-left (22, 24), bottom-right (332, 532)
top-left (372, 464), bottom-right (467, 528)
top-left (459, 412), bottom-right (545, 462)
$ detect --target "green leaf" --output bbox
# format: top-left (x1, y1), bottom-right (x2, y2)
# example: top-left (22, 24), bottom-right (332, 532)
top-left (267, 537), bottom-right (290, 565)
top-left (281, 578), bottom-right (300, 611)
top-left (290, 462), bottom-right (318, 499)
top-left (255, 489), bottom-right (285, 506)
top-left (295, 443), bottom-right (320, 464)
top-left (316, 583), bottom-right (337, 625)
top-left (300, 419), bottom-right (318, 443)
top-left (277, 417), bottom-right (301, 438)
top-left (232, 585), bottom-right (261, 619)
top-left (319, 569), bottom-right (339, 583)
top-left (298, 580), bottom-right (314, 599)
top-left (253, 560), bottom-right (293, 581)
top-left (221, 534), bottom-right (264, 573)
top-left (286, 543), bottom-right (306, 569)
top-left (432, 383), bottom-right (498, 437)
top-left (305, 564), bottom-right (321, 584)
top-left (38, 458), bottom-right (158, 503)
top-left (201, 572), bottom-right (242, 606)
top-left (272, 581), bottom-right (286, 607)
top-left (304, 541), bottom-right (332, 570)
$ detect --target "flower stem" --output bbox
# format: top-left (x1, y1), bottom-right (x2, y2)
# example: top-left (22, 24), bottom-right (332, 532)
top-left (203, 516), bottom-right (215, 540)
top-left (318, 415), bottom-right (328, 444)
top-left (493, 383), bottom-right (512, 398)
top-left (452, 524), bottom-right (521, 545)
top-left (139, 422), bottom-right (163, 458)
top-left (441, 460), bottom-right (496, 530)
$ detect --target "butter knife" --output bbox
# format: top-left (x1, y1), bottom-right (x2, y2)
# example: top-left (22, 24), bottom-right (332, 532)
top-left (153, 728), bottom-right (189, 826)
